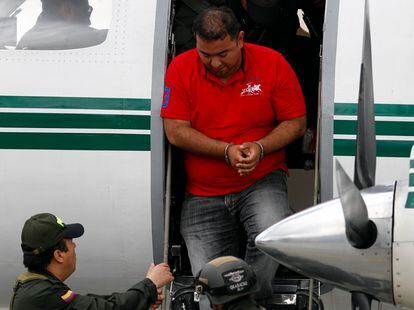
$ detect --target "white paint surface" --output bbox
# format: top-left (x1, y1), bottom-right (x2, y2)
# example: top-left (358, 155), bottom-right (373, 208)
top-left (0, 150), bottom-right (152, 304)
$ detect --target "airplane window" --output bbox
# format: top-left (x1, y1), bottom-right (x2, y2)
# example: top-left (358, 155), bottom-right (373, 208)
top-left (0, 0), bottom-right (111, 50)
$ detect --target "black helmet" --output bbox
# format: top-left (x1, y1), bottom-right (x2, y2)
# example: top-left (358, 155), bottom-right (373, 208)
top-left (196, 256), bottom-right (258, 305)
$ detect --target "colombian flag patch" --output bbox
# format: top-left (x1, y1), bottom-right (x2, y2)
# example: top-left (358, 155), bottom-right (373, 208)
top-left (61, 290), bottom-right (76, 303)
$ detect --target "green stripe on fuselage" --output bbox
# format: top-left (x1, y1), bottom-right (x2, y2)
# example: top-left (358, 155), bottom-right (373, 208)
top-left (335, 103), bottom-right (414, 117)
top-left (0, 113), bottom-right (150, 130)
top-left (406, 192), bottom-right (414, 209)
top-left (0, 96), bottom-right (151, 151)
top-left (410, 174), bottom-right (414, 187)
top-left (334, 103), bottom-right (414, 157)
top-left (334, 140), bottom-right (414, 157)
top-left (334, 120), bottom-right (414, 136)
top-left (0, 133), bottom-right (150, 151)
top-left (0, 96), bottom-right (150, 110)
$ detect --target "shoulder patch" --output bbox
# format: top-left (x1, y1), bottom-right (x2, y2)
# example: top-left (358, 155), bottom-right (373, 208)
top-left (61, 290), bottom-right (76, 303)
top-left (162, 86), bottom-right (171, 108)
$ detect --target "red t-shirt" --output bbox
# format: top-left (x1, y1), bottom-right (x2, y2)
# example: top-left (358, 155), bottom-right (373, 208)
top-left (161, 43), bottom-right (305, 196)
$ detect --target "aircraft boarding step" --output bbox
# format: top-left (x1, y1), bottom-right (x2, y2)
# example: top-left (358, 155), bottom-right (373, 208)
top-left (168, 274), bottom-right (324, 310)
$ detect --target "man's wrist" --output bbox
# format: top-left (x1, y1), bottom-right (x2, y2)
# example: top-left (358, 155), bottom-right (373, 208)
top-left (253, 141), bottom-right (264, 161)
top-left (224, 143), bottom-right (234, 165)
top-left (142, 278), bottom-right (158, 303)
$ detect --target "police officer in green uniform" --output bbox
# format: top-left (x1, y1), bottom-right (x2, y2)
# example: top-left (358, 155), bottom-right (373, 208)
top-left (196, 256), bottom-right (265, 310)
top-left (10, 213), bottom-right (174, 310)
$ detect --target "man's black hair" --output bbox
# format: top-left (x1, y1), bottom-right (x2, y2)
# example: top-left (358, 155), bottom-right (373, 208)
top-left (23, 239), bottom-right (68, 272)
top-left (193, 7), bottom-right (240, 41)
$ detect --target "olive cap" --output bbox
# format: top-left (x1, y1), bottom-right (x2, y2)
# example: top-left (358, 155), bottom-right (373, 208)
top-left (21, 213), bottom-right (84, 255)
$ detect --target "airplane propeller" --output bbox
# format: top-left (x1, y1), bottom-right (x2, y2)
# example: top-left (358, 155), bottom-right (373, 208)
top-left (337, 0), bottom-right (377, 254)
top-left (336, 159), bottom-right (377, 310)
top-left (353, 0), bottom-right (376, 191)
top-left (335, 161), bottom-right (377, 249)
top-left (336, 0), bottom-right (377, 308)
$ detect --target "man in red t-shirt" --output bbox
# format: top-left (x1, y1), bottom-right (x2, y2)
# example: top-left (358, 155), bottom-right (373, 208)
top-left (161, 7), bottom-right (306, 308)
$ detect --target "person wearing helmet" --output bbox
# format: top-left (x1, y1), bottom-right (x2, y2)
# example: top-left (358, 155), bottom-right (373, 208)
top-left (10, 213), bottom-right (174, 310)
top-left (196, 256), bottom-right (264, 309)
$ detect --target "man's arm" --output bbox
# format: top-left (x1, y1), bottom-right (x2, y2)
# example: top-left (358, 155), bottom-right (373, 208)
top-left (75, 278), bottom-right (158, 309)
top-left (257, 115), bottom-right (307, 154)
top-left (67, 263), bottom-right (173, 310)
top-left (163, 118), bottom-right (246, 166)
top-left (236, 115), bottom-right (307, 175)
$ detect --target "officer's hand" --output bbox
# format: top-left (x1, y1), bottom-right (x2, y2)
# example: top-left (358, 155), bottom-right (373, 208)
top-left (146, 263), bottom-right (174, 288)
top-left (235, 142), bottom-right (262, 175)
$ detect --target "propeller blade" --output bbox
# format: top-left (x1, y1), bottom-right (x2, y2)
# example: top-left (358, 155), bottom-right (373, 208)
top-left (336, 160), bottom-right (377, 248)
top-left (352, 292), bottom-right (373, 310)
top-left (354, 0), bottom-right (376, 190)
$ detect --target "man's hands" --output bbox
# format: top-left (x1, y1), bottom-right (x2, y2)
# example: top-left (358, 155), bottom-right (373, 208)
top-left (227, 142), bottom-right (263, 176)
top-left (146, 263), bottom-right (174, 288)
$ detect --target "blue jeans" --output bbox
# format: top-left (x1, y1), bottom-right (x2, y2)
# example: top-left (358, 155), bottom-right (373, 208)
top-left (181, 169), bottom-right (292, 308)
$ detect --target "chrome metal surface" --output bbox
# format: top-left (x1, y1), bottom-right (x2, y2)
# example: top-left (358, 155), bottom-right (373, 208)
top-left (336, 160), bottom-right (374, 248)
top-left (151, 0), bottom-right (172, 263)
top-left (319, 0), bottom-right (340, 202)
top-left (256, 185), bottom-right (395, 303)
top-left (392, 179), bottom-right (414, 308)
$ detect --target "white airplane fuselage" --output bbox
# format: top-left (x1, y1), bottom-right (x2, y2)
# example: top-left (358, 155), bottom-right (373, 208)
top-left (0, 0), bottom-right (413, 309)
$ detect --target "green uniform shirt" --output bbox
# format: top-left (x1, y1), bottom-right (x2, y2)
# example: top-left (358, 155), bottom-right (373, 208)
top-left (10, 270), bottom-right (158, 310)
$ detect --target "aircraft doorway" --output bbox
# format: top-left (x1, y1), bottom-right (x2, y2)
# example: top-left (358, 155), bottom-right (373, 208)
top-left (164, 0), bottom-right (326, 307)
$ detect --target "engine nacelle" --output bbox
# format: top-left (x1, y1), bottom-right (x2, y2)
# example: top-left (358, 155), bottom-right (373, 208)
top-left (256, 184), bottom-right (395, 304)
